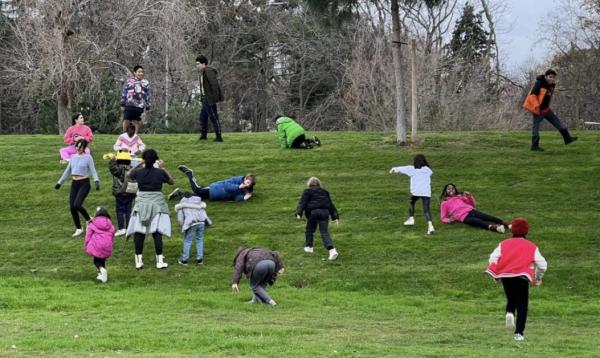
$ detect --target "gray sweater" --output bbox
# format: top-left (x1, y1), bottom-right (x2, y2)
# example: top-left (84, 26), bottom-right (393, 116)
top-left (57, 154), bottom-right (99, 184)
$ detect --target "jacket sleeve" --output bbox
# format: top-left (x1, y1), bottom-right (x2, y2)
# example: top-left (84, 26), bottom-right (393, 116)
top-left (144, 83), bottom-right (152, 109)
top-left (272, 252), bottom-right (284, 272)
top-left (176, 205), bottom-right (185, 229)
top-left (232, 252), bottom-right (247, 284)
top-left (57, 162), bottom-right (72, 184)
top-left (113, 136), bottom-right (122, 151)
top-left (295, 190), bottom-right (310, 217)
top-left (534, 248), bottom-right (547, 280)
top-left (488, 244), bottom-right (502, 264)
top-left (463, 194), bottom-right (476, 208)
top-left (205, 69), bottom-right (222, 102)
top-left (328, 194), bottom-right (339, 220)
top-left (88, 156), bottom-right (99, 182)
top-left (108, 159), bottom-right (124, 178)
top-left (390, 166), bottom-right (414, 176)
top-left (120, 81), bottom-right (128, 107)
top-left (83, 126), bottom-right (94, 143)
top-left (440, 201), bottom-right (452, 224)
top-left (84, 224), bottom-right (94, 249)
top-left (137, 136), bottom-right (146, 152)
top-left (64, 127), bottom-right (74, 145)
top-left (277, 126), bottom-right (288, 148)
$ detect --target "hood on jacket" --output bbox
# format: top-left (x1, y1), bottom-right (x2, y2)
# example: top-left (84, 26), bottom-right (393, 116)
top-left (91, 216), bottom-right (113, 231)
top-left (204, 66), bottom-right (218, 75)
top-left (180, 195), bottom-right (206, 208)
top-left (275, 116), bottom-right (292, 126)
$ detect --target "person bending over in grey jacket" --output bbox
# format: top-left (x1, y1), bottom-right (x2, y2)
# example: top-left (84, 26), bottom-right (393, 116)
top-left (231, 247), bottom-right (284, 306)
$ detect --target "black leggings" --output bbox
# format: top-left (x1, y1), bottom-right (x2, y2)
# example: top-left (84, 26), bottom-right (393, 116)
top-left (134, 232), bottom-right (163, 255)
top-left (305, 209), bottom-right (334, 250)
top-left (463, 210), bottom-right (503, 230)
top-left (186, 173), bottom-right (210, 200)
top-left (69, 179), bottom-right (91, 229)
top-left (93, 257), bottom-right (106, 269)
top-left (502, 277), bottom-right (529, 335)
top-left (409, 196), bottom-right (432, 221)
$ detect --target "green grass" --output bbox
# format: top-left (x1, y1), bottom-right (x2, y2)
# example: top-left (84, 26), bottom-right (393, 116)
top-left (0, 131), bottom-right (599, 357)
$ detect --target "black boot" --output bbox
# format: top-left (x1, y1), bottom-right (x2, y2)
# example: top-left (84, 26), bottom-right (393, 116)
top-left (199, 134), bottom-right (207, 140)
top-left (531, 136), bottom-right (544, 152)
top-left (214, 134), bottom-right (223, 142)
top-left (559, 129), bottom-right (578, 145)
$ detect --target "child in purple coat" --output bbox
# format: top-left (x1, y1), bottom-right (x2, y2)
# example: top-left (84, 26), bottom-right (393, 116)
top-left (85, 207), bottom-right (116, 283)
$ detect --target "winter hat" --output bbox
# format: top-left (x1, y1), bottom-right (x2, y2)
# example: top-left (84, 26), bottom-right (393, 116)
top-left (116, 151), bottom-right (132, 161)
top-left (511, 217), bottom-right (529, 237)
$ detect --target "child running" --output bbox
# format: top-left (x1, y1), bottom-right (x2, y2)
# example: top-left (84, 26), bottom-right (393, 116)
top-left (389, 154), bottom-right (435, 235)
top-left (84, 207), bottom-right (116, 283)
top-left (295, 177), bottom-right (339, 261)
top-left (486, 217), bottom-right (547, 341)
top-left (175, 195), bottom-right (211, 265)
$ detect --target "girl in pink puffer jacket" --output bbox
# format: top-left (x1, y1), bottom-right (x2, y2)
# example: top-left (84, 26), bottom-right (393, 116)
top-left (440, 183), bottom-right (510, 234)
top-left (84, 207), bottom-right (115, 283)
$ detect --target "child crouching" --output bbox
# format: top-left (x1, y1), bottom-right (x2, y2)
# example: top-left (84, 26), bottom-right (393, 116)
top-left (84, 207), bottom-right (116, 283)
top-left (175, 195), bottom-right (211, 265)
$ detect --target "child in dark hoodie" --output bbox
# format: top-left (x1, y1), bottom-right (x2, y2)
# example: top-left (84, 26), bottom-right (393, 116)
top-left (108, 151), bottom-right (136, 236)
top-left (295, 177), bottom-right (340, 261)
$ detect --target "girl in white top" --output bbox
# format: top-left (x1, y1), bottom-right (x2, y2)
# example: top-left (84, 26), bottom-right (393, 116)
top-left (389, 154), bottom-right (435, 235)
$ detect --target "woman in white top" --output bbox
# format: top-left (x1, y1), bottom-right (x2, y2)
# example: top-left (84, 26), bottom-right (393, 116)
top-left (389, 154), bottom-right (434, 235)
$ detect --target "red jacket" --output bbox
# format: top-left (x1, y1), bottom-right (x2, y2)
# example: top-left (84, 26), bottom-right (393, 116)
top-left (486, 237), bottom-right (547, 282)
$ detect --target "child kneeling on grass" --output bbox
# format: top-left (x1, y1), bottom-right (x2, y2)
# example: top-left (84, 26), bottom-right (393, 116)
top-left (231, 247), bottom-right (284, 305)
top-left (295, 177), bottom-right (339, 261)
top-left (486, 217), bottom-right (547, 341)
top-left (84, 207), bottom-right (116, 283)
top-left (175, 195), bottom-right (211, 265)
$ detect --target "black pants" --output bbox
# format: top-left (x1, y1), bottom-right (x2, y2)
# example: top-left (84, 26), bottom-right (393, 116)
top-left (291, 134), bottom-right (307, 148)
top-left (185, 172), bottom-right (211, 200)
top-left (408, 196), bottom-right (432, 221)
top-left (93, 257), bottom-right (106, 269)
top-left (502, 277), bottom-right (529, 335)
top-left (305, 209), bottom-right (334, 250)
top-left (199, 96), bottom-right (222, 137)
top-left (532, 110), bottom-right (565, 137)
top-left (134, 232), bottom-right (163, 255)
top-left (69, 179), bottom-right (91, 229)
top-left (463, 210), bottom-right (503, 230)
top-left (115, 195), bottom-right (134, 230)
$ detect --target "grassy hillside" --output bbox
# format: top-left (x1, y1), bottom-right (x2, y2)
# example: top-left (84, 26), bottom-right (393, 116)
top-left (0, 131), bottom-right (599, 357)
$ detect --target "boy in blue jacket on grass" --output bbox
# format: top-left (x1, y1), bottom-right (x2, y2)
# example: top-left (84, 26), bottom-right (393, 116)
top-left (168, 165), bottom-right (255, 202)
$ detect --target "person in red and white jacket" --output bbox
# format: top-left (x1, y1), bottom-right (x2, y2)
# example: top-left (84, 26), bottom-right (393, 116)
top-left (113, 124), bottom-right (146, 165)
top-left (486, 217), bottom-right (547, 341)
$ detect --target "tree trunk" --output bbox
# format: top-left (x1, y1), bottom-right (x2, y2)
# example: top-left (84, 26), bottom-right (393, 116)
top-left (480, 0), bottom-right (500, 83)
top-left (164, 52), bottom-right (170, 127)
top-left (391, 0), bottom-right (407, 145)
top-left (57, 86), bottom-right (72, 134)
top-left (410, 38), bottom-right (418, 143)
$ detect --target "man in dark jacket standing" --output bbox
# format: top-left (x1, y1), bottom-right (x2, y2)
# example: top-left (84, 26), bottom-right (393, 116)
top-left (522, 69), bottom-right (577, 151)
top-left (196, 55), bottom-right (224, 142)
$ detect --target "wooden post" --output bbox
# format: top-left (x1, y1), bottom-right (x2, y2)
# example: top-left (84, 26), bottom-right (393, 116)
top-left (390, 0), bottom-right (407, 145)
top-left (410, 38), bottom-right (418, 143)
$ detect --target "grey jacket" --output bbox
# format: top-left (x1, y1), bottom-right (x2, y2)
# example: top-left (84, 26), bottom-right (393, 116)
top-left (175, 196), bottom-right (211, 232)
top-left (232, 248), bottom-right (284, 284)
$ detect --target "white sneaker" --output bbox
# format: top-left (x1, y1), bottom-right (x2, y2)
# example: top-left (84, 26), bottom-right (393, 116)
top-left (135, 254), bottom-right (144, 270)
top-left (497, 225), bottom-right (506, 233)
top-left (99, 267), bottom-right (108, 283)
top-left (328, 248), bottom-right (338, 261)
top-left (514, 333), bottom-right (524, 341)
top-left (115, 229), bottom-right (126, 236)
top-left (156, 255), bottom-right (168, 269)
top-left (505, 312), bottom-right (515, 329)
top-left (427, 222), bottom-right (435, 235)
top-left (304, 247), bottom-right (314, 253)
top-left (403, 217), bottom-right (415, 226)
top-left (72, 229), bottom-right (83, 237)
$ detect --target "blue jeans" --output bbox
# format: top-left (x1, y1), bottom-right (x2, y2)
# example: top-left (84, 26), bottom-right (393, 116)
top-left (181, 224), bottom-right (205, 261)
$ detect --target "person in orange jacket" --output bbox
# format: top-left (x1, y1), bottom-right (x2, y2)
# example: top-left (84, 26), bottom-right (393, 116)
top-left (523, 69), bottom-right (577, 151)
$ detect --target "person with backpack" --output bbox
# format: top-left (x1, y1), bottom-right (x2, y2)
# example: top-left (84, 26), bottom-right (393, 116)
top-left (108, 151), bottom-right (136, 236)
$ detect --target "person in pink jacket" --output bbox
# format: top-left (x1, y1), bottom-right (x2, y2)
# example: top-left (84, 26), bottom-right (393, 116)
top-left (485, 217), bottom-right (547, 341)
top-left (59, 113), bottom-right (93, 162)
top-left (440, 183), bottom-right (509, 233)
top-left (84, 207), bottom-right (116, 283)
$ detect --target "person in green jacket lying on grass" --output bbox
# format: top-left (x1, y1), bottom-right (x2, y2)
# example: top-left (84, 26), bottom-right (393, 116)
top-left (275, 115), bottom-right (320, 149)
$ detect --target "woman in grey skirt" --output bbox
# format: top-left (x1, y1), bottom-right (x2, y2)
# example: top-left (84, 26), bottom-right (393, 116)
top-left (231, 248), bottom-right (285, 305)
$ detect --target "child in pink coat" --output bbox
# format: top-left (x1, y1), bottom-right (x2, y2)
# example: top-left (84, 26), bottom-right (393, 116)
top-left (60, 113), bottom-right (93, 162)
top-left (84, 207), bottom-right (115, 283)
top-left (440, 183), bottom-right (509, 233)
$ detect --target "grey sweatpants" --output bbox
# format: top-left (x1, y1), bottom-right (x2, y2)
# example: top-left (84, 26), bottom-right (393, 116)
top-left (250, 260), bottom-right (276, 304)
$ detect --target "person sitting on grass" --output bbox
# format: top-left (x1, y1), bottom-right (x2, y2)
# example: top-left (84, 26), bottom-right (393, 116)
top-left (486, 217), bottom-right (547, 341)
top-left (168, 165), bottom-right (255, 202)
top-left (274, 115), bottom-right (320, 149)
top-left (231, 247), bottom-right (284, 306)
top-left (59, 113), bottom-right (93, 163)
top-left (440, 183), bottom-right (510, 233)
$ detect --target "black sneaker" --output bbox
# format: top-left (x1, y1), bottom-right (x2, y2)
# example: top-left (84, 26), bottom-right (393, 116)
top-left (199, 135), bottom-right (207, 140)
top-left (178, 259), bottom-right (188, 266)
top-left (214, 136), bottom-right (223, 142)
top-left (196, 258), bottom-right (203, 265)
top-left (313, 136), bottom-right (321, 146)
top-left (178, 165), bottom-right (193, 176)
top-left (168, 188), bottom-right (183, 201)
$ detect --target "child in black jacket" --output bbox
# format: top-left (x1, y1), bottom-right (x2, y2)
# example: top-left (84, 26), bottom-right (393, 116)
top-left (295, 177), bottom-right (339, 260)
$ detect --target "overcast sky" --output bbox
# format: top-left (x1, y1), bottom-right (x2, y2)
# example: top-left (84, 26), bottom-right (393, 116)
top-left (495, 0), bottom-right (562, 74)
